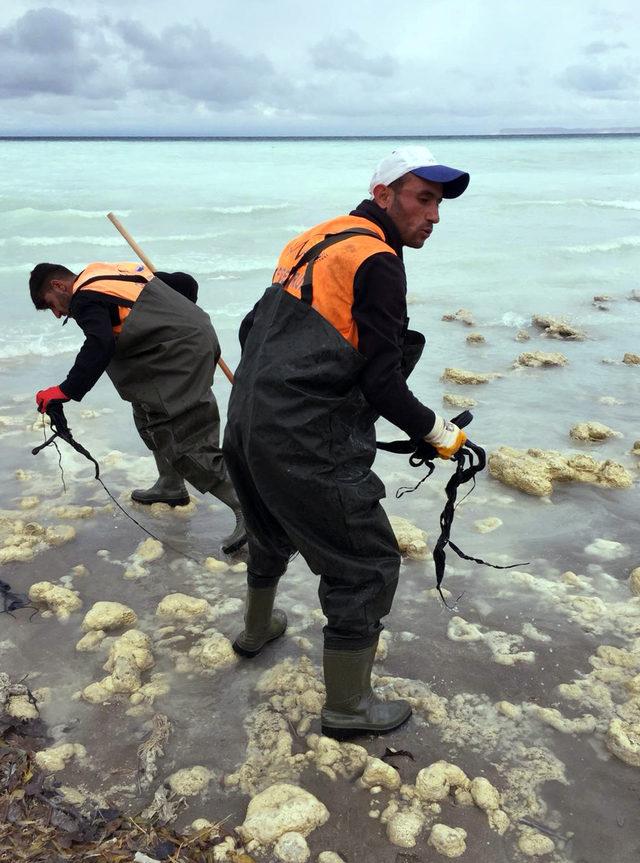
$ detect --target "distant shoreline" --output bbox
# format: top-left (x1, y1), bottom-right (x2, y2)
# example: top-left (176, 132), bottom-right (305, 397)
top-left (1, 132), bottom-right (639, 142)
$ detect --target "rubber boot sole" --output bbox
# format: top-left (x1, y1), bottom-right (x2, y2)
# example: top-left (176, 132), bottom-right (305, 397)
top-left (232, 622), bottom-right (287, 658)
top-left (131, 492), bottom-right (190, 507)
top-left (320, 711), bottom-right (412, 740)
top-left (221, 533), bottom-right (248, 555)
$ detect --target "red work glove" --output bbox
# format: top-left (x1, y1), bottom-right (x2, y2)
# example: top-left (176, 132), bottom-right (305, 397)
top-left (35, 385), bottom-right (69, 414)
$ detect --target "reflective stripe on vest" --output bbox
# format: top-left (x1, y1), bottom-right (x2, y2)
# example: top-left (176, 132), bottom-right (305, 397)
top-left (72, 262), bottom-right (154, 334)
top-left (273, 215), bottom-right (396, 348)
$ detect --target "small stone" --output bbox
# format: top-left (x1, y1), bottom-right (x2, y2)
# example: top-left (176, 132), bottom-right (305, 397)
top-left (166, 766), bottom-right (212, 796)
top-left (516, 351), bottom-right (568, 368)
top-left (470, 776), bottom-right (501, 811)
top-left (428, 823), bottom-right (467, 858)
top-left (443, 393), bottom-right (477, 408)
top-left (76, 630), bottom-right (106, 652)
top-left (622, 352), bottom-right (640, 365)
top-left (473, 517), bottom-right (502, 533)
top-left (155, 593), bottom-right (210, 622)
top-left (273, 831), bottom-right (310, 863)
top-left (518, 831), bottom-right (555, 856)
top-left (82, 601), bottom-right (137, 631)
top-left (629, 567), bottom-right (640, 596)
top-left (386, 811), bottom-right (425, 848)
top-left (361, 757), bottom-right (401, 791)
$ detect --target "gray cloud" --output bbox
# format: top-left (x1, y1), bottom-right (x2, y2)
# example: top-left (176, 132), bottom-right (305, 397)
top-left (0, 7), bottom-right (122, 98)
top-left (310, 30), bottom-right (397, 78)
top-left (113, 19), bottom-right (276, 104)
top-left (559, 62), bottom-right (638, 98)
top-left (583, 40), bottom-right (629, 55)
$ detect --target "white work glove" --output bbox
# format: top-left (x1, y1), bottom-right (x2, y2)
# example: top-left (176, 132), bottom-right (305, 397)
top-left (424, 415), bottom-right (467, 459)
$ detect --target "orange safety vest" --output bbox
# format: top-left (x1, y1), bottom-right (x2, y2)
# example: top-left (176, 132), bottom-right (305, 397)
top-left (273, 215), bottom-right (396, 348)
top-left (72, 262), bottom-right (154, 334)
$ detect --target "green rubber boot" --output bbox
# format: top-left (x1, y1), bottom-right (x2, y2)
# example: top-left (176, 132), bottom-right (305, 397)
top-left (232, 585), bottom-right (287, 657)
top-left (212, 478), bottom-right (247, 554)
top-left (131, 452), bottom-right (190, 507)
top-left (321, 641), bottom-right (412, 739)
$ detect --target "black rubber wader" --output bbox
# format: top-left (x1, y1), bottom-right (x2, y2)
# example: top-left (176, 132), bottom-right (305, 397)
top-left (223, 282), bottom-right (424, 651)
top-left (106, 276), bottom-right (229, 496)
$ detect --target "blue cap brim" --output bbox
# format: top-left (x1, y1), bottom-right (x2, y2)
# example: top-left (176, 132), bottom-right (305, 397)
top-left (411, 166), bottom-right (470, 199)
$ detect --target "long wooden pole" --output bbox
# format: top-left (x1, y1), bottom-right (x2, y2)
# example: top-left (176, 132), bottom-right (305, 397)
top-left (106, 212), bottom-right (235, 385)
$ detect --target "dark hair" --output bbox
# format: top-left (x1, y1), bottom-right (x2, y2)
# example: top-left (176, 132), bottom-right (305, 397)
top-left (388, 174), bottom-right (409, 192)
top-left (29, 263), bottom-right (75, 309)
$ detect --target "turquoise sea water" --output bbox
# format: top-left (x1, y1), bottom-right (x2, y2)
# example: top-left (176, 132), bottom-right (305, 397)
top-left (1, 135), bottom-right (639, 358)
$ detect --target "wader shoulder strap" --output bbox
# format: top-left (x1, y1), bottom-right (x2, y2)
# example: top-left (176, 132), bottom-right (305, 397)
top-left (77, 274), bottom-right (148, 290)
top-left (278, 228), bottom-right (381, 305)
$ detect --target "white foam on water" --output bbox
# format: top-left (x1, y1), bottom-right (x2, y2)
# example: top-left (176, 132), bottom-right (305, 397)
top-left (509, 198), bottom-right (640, 210)
top-left (0, 230), bottom-right (226, 248)
top-left (562, 235), bottom-right (640, 254)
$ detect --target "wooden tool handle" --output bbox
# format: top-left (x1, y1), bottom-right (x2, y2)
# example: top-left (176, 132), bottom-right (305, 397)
top-left (106, 212), bottom-right (234, 384)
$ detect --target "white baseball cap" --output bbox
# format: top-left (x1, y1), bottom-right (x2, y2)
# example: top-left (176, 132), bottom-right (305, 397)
top-left (369, 145), bottom-right (470, 199)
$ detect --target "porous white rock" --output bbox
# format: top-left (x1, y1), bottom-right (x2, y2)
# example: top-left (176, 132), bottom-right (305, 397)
top-left (20, 496), bottom-right (39, 510)
top-left (103, 630), bottom-right (154, 693)
top-left (489, 446), bottom-right (633, 496)
top-left (622, 352), bottom-right (640, 365)
top-left (606, 717), bottom-right (640, 766)
top-left (386, 811), bottom-right (425, 848)
top-left (442, 308), bottom-right (475, 326)
top-left (518, 831), bottom-right (555, 856)
top-left (190, 631), bottom-right (237, 670)
top-left (443, 393), bottom-right (477, 408)
top-left (473, 517), bottom-right (502, 533)
top-left (45, 525), bottom-right (76, 546)
top-left (134, 538), bottom-right (164, 562)
top-left (35, 743), bottom-right (86, 773)
top-left (75, 630), bottom-right (106, 652)
top-left (629, 567), bottom-right (640, 596)
top-left (470, 776), bottom-right (501, 811)
top-left (273, 831), bottom-right (310, 863)
top-left (318, 854), bottom-right (345, 863)
top-left (166, 765), bottom-right (212, 796)
top-left (28, 582), bottom-right (81, 619)
top-left (570, 422), bottom-right (619, 441)
top-left (155, 593), bottom-right (210, 622)
top-left (584, 538), bottom-right (628, 561)
top-left (428, 823), bottom-right (467, 858)
top-left (361, 756), bottom-right (401, 791)
top-left (240, 783), bottom-right (329, 844)
top-left (50, 505), bottom-right (95, 520)
top-left (515, 351), bottom-right (568, 368)
top-left (388, 515), bottom-right (430, 560)
top-left (442, 367), bottom-right (497, 385)
top-left (82, 601), bottom-right (137, 631)
top-left (415, 761), bottom-right (469, 802)
top-left (204, 556), bottom-right (229, 572)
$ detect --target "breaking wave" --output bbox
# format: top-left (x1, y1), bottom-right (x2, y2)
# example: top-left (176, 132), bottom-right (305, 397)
top-left (510, 198), bottom-right (640, 211)
top-left (563, 236), bottom-right (640, 254)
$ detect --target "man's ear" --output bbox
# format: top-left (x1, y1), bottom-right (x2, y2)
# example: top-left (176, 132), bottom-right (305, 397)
top-left (372, 183), bottom-right (393, 210)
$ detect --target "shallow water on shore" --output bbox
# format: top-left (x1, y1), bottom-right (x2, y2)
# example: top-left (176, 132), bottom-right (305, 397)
top-left (1, 333), bottom-right (639, 861)
top-left (2, 136), bottom-right (640, 861)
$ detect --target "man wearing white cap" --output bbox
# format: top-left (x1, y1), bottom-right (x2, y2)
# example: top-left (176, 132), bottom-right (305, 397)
top-left (224, 146), bottom-right (471, 738)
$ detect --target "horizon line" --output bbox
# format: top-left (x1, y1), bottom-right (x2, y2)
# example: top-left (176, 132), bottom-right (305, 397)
top-left (1, 131), bottom-right (640, 142)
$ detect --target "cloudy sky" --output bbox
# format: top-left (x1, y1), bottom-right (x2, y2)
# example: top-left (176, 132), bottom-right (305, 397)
top-left (1, 0), bottom-right (638, 136)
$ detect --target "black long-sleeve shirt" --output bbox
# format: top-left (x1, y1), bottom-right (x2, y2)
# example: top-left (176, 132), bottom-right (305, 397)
top-left (239, 200), bottom-right (436, 440)
top-left (60, 271), bottom-right (197, 401)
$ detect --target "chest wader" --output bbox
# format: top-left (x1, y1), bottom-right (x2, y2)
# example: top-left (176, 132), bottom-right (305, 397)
top-left (105, 276), bottom-right (246, 552)
top-left (224, 230), bottom-right (424, 736)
